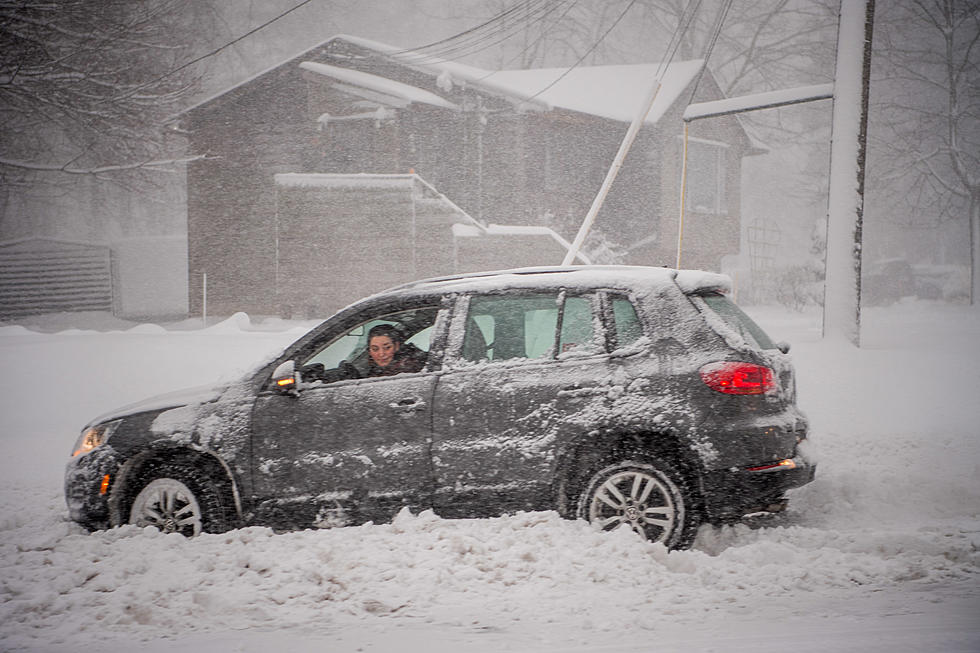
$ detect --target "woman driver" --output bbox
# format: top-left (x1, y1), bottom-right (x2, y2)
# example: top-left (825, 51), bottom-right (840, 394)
top-left (366, 324), bottom-right (425, 377)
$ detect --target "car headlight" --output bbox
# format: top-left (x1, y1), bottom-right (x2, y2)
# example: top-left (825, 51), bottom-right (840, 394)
top-left (71, 420), bottom-right (120, 458)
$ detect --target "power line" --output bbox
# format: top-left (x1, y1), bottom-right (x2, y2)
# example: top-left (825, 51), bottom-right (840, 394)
top-left (111, 0), bottom-right (316, 103)
top-left (172, 0), bottom-right (317, 78)
top-left (398, 0), bottom-right (564, 62)
top-left (429, 0), bottom-right (568, 62)
top-left (394, 0), bottom-right (554, 56)
top-left (687, 0), bottom-right (734, 105)
top-left (475, 0), bottom-right (582, 78)
top-left (657, 0), bottom-right (704, 80)
top-left (520, 0), bottom-right (638, 103)
top-left (394, 0), bottom-right (704, 112)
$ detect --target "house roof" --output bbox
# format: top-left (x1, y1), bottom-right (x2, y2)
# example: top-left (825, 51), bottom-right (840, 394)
top-left (299, 61), bottom-right (460, 110)
top-left (184, 34), bottom-right (706, 126)
top-left (322, 35), bottom-right (704, 124)
top-left (485, 61), bottom-right (705, 125)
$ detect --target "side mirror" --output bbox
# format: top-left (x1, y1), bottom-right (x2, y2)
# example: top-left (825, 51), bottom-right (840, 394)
top-left (271, 360), bottom-right (300, 395)
top-left (776, 341), bottom-right (791, 354)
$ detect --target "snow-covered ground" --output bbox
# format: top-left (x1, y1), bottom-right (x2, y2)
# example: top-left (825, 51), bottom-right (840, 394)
top-left (0, 301), bottom-right (978, 652)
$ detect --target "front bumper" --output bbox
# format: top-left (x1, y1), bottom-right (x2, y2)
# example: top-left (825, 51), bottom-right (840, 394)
top-left (64, 448), bottom-right (119, 530)
top-left (700, 449), bottom-right (816, 523)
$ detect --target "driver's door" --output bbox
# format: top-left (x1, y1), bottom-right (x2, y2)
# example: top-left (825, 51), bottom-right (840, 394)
top-left (249, 303), bottom-right (444, 529)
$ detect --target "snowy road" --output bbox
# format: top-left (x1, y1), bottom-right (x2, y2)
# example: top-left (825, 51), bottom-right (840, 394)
top-left (1, 303), bottom-right (978, 652)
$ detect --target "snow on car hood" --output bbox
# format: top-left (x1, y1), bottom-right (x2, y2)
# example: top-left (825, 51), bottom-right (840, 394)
top-left (84, 383), bottom-right (226, 428)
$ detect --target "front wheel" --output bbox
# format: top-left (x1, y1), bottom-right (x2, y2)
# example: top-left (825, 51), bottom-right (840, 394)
top-left (576, 459), bottom-right (699, 549)
top-left (128, 463), bottom-right (231, 536)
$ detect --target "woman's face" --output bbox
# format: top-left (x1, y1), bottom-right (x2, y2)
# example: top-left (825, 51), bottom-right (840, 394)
top-left (369, 335), bottom-right (400, 367)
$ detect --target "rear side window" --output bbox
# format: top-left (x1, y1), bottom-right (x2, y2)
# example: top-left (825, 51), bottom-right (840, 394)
top-left (608, 293), bottom-right (644, 348)
top-left (461, 292), bottom-right (598, 363)
top-left (697, 293), bottom-right (776, 350)
top-left (559, 296), bottom-right (594, 354)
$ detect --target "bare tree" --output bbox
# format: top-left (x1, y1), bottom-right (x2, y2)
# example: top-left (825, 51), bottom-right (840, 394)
top-left (869, 0), bottom-right (980, 303)
top-left (0, 0), bottom-right (225, 242)
top-left (0, 0), bottom-right (209, 186)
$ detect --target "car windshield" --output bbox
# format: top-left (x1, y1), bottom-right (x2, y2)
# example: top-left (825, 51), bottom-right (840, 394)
top-left (697, 292), bottom-right (776, 350)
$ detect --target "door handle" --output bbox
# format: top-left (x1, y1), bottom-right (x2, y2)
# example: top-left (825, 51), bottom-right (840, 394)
top-left (558, 385), bottom-right (603, 398)
top-left (389, 397), bottom-right (426, 413)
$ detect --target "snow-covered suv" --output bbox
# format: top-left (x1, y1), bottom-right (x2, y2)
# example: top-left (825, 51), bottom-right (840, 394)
top-left (65, 266), bottom-right (814, 549)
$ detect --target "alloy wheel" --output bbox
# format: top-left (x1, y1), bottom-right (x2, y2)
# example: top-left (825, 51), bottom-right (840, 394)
top-left (586, 467), bottom-right (678, 543)
top-left (129, 477), bottom-right (203, 536)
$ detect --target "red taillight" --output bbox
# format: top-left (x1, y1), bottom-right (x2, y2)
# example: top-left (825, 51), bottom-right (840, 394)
top-left (700, 361), bottom-right (775, 395)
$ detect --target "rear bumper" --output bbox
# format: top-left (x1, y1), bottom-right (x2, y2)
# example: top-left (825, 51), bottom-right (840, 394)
top-left (700, 449), bottom-right (816, 523)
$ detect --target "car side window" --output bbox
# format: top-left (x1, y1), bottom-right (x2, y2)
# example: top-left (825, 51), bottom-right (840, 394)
top-left (301, 306), bottom-right (439, 381)
top-left (305, 326), bottom-right (362, 369)
top-left (460, 292), bottom-right (597, 363)
top-left (558, 295), bottom-right (598, 355)
top-left (608, 293), bottom-right (644, 349)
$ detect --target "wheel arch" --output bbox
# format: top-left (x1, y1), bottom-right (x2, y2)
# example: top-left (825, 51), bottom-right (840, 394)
top-left (108, 444), bottom-right (243, 528)
top-left (554, 428), bottom-right (706, 517)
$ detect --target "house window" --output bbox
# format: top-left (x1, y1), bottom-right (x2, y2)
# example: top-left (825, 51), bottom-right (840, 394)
top-left (680, 137), bottom-right (728, 215)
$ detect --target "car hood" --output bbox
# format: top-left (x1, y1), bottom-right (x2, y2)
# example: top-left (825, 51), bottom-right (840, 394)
top-left (84, 383), bottom-right (226, 428)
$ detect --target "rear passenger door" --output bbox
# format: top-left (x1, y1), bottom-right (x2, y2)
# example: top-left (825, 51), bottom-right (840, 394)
top-left (430, 290), bottom-right (610, 517)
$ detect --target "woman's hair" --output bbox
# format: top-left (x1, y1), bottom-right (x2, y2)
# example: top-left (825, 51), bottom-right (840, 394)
top-left (368, 323), bottom-right (403, 344)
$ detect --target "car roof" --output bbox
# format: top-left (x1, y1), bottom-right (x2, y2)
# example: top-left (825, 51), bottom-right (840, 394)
top-left (379, 265), bottom-right (731, 298)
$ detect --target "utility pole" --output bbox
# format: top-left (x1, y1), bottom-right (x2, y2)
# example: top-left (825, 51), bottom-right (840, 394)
top-left (822, 0), bottom-right (875, 346)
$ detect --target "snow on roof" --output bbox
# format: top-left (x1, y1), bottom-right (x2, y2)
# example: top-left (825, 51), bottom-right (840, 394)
top-left (485, 60), bottom-right (705, 124)
top-left (0, 236), bottom-right (108, 250)
top-left (299, 61), bottom-right (459, 110)
top-left (275, 173), bottom-right (419, 189)
top-left (323, 35), bottom-right (550, 111)
top-left (684, 83), bottom-right (834, 122)
top-left (387, 265), bottom-right (730, 296)
top-left (333, 34), bottom-right (703, 124)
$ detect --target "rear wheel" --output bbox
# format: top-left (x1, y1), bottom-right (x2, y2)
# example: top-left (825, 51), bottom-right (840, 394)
top-left (127, 462), bottom-right (231, 536)
top-left (576, 458), bottom-right (699, 549)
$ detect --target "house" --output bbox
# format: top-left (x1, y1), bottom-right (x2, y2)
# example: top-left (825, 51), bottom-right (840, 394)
top-left (181, 34), bottom-right (753, 318)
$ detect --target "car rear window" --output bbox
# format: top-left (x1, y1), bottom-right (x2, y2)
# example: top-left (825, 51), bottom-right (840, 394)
top-left (609, 294), bottom-right (644, 348)
top-left (697, 293), bottom-right (776, 350)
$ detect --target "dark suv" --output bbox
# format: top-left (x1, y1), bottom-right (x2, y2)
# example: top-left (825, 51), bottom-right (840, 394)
top-left (65, 266), bottom-right (814, 549)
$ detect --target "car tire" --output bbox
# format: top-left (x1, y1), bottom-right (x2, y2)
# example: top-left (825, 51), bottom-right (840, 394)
top-left (127, 462), bottom-right (232, 536)
top-left (576, 458), bottom-right (699, 550)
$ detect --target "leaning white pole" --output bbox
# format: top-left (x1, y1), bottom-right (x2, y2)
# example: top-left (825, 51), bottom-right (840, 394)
top-left (822, 0), bottom-right (874, 346)
top-left (676, 122), bottom-right (690, 269)
top-left (562, 81), bottom-right (662, 266)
